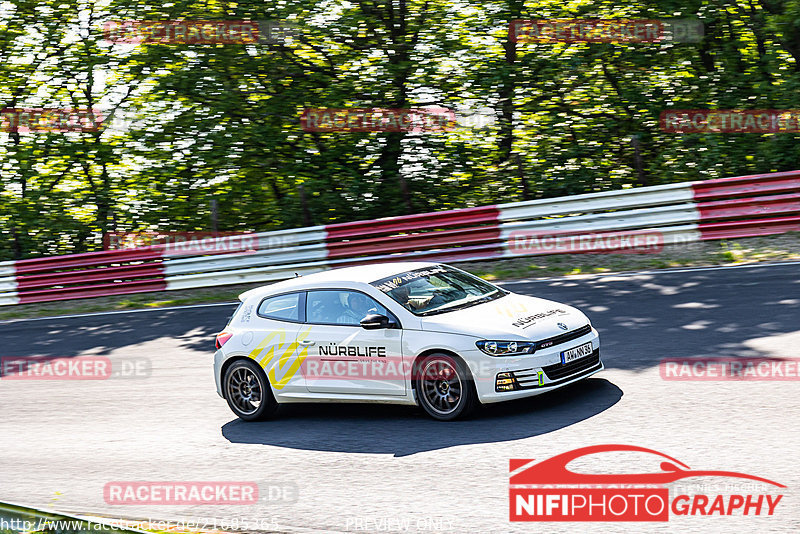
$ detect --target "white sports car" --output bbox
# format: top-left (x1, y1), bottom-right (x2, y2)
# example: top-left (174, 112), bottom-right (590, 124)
top-left (213, 262), bottom-right (602, 421)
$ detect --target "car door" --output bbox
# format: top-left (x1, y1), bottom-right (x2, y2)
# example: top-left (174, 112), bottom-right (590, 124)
top-left (303, 289), bottom-right (406, 396)
top-left (247, 291), bottom-right (308, 394)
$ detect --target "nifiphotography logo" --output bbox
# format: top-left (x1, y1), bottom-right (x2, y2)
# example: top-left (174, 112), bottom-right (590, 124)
top-left (509, 444), bottom-right (785, 522)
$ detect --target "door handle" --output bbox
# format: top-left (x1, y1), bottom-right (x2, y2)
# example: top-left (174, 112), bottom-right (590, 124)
top-left (298, 340), bottom-right (315, 346)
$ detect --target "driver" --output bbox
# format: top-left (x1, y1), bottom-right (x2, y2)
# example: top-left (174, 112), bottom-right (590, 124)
top-left (391, 284), bottom-right (413, 309)
top-left (337, 292), bottom-right (375, 324)
top-left (393, 280), bottom-right (436, 311)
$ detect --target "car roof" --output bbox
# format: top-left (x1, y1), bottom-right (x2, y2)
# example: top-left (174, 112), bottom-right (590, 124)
top-left (238, 261), bottom-right (445, 301)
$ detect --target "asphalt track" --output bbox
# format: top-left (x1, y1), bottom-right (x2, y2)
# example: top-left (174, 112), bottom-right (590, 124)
top-left (1, 262), bottom-right (799, 533)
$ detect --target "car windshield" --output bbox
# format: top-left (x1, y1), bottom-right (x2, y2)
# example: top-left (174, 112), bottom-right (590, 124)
top-left (370, 265), bottom-right (507, 316)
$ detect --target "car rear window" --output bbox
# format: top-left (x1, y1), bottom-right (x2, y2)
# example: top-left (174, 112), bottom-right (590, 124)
top-left (257, 293), bottom-right (302, 322)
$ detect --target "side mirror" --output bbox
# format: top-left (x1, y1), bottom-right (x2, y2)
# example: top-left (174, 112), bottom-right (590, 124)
top-left (360, 313), bottom-right (391, 329)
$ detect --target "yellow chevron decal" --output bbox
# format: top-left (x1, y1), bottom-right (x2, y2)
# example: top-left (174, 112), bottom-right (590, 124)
top-left (494, 300), bottom-right (529, 318)
top-left (268, 326), bottom-right (312, 389)
top-left (248, 330), bottom-right (286, 367)
top-left (249, 327), bottom-right (312, 390)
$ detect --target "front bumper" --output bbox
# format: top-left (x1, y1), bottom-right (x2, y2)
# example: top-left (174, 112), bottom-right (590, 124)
top-left (497, 348), bottom-right (601, 390)
top-left (466, 327), bottom-right (603, 404)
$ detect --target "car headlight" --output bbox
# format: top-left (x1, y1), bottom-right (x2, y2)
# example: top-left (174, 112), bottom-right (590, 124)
top-left (476, 340), bottom-right (536, 356)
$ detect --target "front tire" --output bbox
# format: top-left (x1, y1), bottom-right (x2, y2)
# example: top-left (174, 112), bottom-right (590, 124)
top-left (415, 354), bottom-right (477, 421)
top-left (223, 359), bottom-right (278, 421)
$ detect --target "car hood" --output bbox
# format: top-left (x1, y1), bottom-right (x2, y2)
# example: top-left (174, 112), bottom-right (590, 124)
top-left (420, 293), bottom-right (590, 340)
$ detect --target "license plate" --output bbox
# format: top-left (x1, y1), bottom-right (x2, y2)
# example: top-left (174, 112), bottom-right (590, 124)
top-left (561, 342), bottom-right (593, 364)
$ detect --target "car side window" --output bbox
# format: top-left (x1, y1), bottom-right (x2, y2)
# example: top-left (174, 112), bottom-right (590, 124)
top-left (306, 290), bottom-right (390, 326)
top-left (257, 293), bottom-right (302, 322)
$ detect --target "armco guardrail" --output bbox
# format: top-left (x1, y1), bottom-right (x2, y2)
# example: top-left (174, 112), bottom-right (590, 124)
top-left (0, 500), bottom-right (144, 534)
top-left (1, 170), bottom-right (798, 305)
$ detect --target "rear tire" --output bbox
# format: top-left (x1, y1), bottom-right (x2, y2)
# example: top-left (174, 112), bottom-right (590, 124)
top-left (414, 354), bottom-right (477, 421)
top-left (223, 359), bottom-right (278, 421)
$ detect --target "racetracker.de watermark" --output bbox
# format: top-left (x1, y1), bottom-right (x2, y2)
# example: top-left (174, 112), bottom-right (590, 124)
top-left (508, 230), bottom-right (664, 255)
top-left (300, 107), bottom-right (456, 133)
top-left (0, 108), bottom-right (103, 132)
top-left (660, 357), bottom-right (800, 381)
top-left (298, 351), bottom-right (597, 384)
top-left (103, 231), bottom-right (257, 256)
top-left (510, 18), bottom-right (703, 43)
top-left (102, 20), bottom-right (297, 44)
top-left (0, 356), bottom-right (151, 380)
top-left (103, 481), bottom-right (297, 505)
top-left (661, 109), bottom-right (800, 133)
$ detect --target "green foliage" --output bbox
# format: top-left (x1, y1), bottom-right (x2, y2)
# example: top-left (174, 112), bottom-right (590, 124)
top-left (2, 0), bottom-right (800, 259)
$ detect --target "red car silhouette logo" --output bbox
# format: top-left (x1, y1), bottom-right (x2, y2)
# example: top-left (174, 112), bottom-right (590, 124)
top-left (509, 444), bottom-right (785, 522)
top-left (510, 444), bottom-right (785, 487)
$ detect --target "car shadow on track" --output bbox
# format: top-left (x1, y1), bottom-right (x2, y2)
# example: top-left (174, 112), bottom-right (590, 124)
top-left (221, 377), bottom-right (621, 456)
